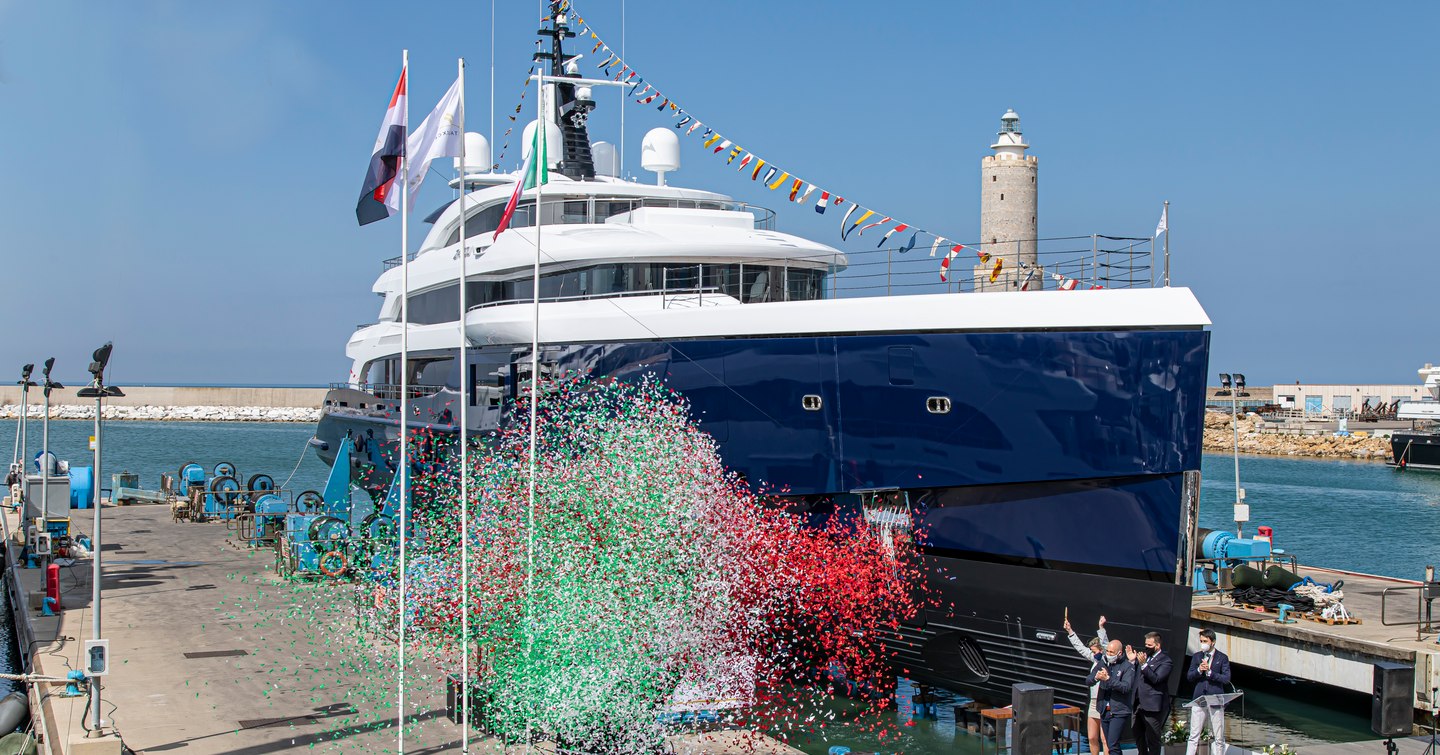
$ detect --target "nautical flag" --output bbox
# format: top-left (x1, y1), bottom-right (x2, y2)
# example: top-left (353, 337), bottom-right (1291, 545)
top-left (833, 196), bottom-right (844, 207)
top-left (1059, 277), bottom-right (1078, 291)
top-left (990, 258), bottom-right (1004, 282)
top-left (898, 231), bottom-right (918, 254)
top-left (400, 73), bottom-right (464, 208)
top-left (657, 98), bottom-right (670, 111)
top-left (494, 122), bottom-right (548, 239)
top-left (789, 179), bottom-right (803, 201)
top-left (929, 237), bottom-right (945, 257)
top-left (714, 139), bottom-right (732, 154)
top-left (640, 92), bottom-right (659, 105)
top-left (628, 78), bottom-right (645, 96)
top-left (939, 244), bottom-right (964, 282)
top-left (703, 133), bottom-right (722, 148)
top-left (592, 37), bottom-right (604, 53)
top-left (356, 66), bottom-right (407, 226)
top-left (761, 166), bottom-right (777, 184)
top-left (1155, 204), bottom-right (1168, 237)
top-left (700, 128), bottom-right (714, 141)
top-left (798, 184), bottom-right (816, 205)
top-left (1019, 267), bottom-right (1037, 291)
top-left (857, 215), bottom-right (889, 236)
top-left (976, 248), bottom-right (991, 264)
top-left (727, 145), bottom-right (743, 163)
top-left (738, 153), bottom-right (753, 169)
top-left (686, 121), bottom-right (702, 135)
top-left (752, 159), bottom-right (766, 180)
top-left (815, 191), bottom-right (830, 214)
top-left (842, 207), bottom-right (872, 240)
top-left (879, 223), bottom-right (909, 246)
top-left (676, 116), bottom-right (692, 128)
top-left (767, 171), bottom-right (789, 190)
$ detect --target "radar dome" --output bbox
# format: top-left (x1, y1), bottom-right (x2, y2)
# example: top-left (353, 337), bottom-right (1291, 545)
top-left (640, 127), bottom-right (680, 184)
top-left (454, 132), bottom-right (492, 174)
top-left (592, 141), bottom-right (619, 178)
top-left (520, 120), bottom-right (563, 168)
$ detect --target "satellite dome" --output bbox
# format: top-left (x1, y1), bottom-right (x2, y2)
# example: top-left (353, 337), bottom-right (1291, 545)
top-left (520, 120), bottom-right (563, 168)
top-left (454, 132), bottom-right (491, 174)
top-left (640, 128), bottom-right (680, 184)
top-left (592, 141), bottom-right (619, 178)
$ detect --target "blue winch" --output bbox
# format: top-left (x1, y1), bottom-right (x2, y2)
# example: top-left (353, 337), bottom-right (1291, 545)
top-left (1193, 528), bottom-right (1273, 593)
top-left (1201, 530), bottom-right (1272, 562)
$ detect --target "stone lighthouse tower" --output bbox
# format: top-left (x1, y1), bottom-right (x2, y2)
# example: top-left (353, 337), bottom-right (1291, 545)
top-left (973, 109), bottom-right (1038, 291)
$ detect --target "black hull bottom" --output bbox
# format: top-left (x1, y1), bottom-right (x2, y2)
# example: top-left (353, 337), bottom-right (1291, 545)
top-left (1392, 432), bottom-right (1440, 471)
top-left (890, 555), bottom-right (1189, 707)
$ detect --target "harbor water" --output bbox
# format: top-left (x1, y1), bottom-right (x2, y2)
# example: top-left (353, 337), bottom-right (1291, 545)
top-left (0, 420), bottom-right (1422, 750)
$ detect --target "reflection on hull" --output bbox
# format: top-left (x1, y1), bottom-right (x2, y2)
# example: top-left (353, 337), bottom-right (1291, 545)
top-left (313, 327), bottom-right (1207, 701)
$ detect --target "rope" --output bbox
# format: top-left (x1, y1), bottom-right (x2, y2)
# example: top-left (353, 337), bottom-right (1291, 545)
top-left (0, 672), bottom-right (69, 683)
top-left (278, 436), bottom-right (311, 490)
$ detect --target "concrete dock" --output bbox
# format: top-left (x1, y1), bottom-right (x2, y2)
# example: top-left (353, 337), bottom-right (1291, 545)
top-left (1192, 565), bottom-right (1440, 716)
top-left (2, 502), bottom-right (804, 754)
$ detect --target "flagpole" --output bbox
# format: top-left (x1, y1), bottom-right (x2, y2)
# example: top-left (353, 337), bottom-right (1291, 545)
top-left (397, 46), bottom-right (410, 755)
top-left (456, 54), bottom-right (472, 755)
top-left (524, 60), bottom-right (543, 755)
top-left (1162, 200), bottom-right (1171, 287)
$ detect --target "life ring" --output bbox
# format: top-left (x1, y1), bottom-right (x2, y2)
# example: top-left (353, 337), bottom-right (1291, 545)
top-left (318, 550), bottom-right (348, 577)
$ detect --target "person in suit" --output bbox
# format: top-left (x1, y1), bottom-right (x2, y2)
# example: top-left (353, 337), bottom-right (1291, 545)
top-left (1087, 639), bottom-right (1135, 755)
top-left (1128, 631), bottom-right (1173, 755)
top-left (1186, 628), bottom-right (1232, 755)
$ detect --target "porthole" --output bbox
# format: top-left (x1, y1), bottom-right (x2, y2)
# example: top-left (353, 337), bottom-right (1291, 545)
top-left (927, 397), bottom-right (952, 414)
top-left (802, 395), bottom-right (823, 411)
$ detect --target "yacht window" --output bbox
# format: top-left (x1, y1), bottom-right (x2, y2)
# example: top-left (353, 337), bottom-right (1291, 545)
top-left (482, 262), bottom-right (826, 306)
top-left (411, 357), bottom-right (457, 388)
top-left (364, 357), bottom-right (400, 388)
top-left (407, 281), bottom-right (515, 324)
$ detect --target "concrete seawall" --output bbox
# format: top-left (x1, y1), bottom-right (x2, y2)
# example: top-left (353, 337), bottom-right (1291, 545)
top-left (0, 385), bottom-right (327, 409)
top-left (0, 386), bottom-right (327, 422)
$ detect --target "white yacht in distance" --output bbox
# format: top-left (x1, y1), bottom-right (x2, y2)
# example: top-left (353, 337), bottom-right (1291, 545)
top-left (314, 4), bottom-right (1213, 706)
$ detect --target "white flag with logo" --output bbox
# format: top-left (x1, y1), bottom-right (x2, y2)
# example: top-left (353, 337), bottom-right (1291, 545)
top-left (402, 74), bottom-right (464, 206)
top-left (1155, 204), bottom-right (1168, 237)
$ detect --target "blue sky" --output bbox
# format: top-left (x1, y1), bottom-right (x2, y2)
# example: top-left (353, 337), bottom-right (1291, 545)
top-left (1, 1), bottom-right (1435, 388)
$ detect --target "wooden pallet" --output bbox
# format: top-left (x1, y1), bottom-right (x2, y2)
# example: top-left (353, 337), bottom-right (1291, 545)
top-left (1300, 611), bottom-right (1362, 626)
top-left (1235, 602), bottom-right (1277, 614)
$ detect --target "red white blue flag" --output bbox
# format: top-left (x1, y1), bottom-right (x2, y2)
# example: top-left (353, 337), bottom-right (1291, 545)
top-left (356, 67), bottom-right (408, 226)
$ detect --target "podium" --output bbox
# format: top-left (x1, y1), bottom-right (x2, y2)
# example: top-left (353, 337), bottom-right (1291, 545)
top-left (1182, 692), bottom-right (1243, 709)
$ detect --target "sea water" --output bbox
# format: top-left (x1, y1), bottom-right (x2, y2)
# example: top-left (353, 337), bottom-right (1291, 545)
top-left (0, 421), bottom-right (1405, 749)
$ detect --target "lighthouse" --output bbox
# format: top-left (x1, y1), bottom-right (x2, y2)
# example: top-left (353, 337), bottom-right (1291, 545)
top-left (974, 109), bottom-right (1039, 291)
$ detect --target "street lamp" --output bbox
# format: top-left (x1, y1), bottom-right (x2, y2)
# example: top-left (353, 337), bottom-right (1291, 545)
top-left (75, 342), bottom-right (122, 735)
top-left (1215, 373), bottom-right (1250, 537)
top-left (40, 358), bottom-right (63, 522)
top-left (12, 364), bottom-right (35, 481)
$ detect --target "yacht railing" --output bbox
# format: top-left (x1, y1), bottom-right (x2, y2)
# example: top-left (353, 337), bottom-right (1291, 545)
top-left (462, 233), bottom-right (1157, 313)
top-left (381, 198), bottom-right (777, 271)
top-left (328, 382), bottom-right (446, 400)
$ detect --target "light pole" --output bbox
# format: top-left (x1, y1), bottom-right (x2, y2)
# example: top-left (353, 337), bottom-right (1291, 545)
top-left (1217, 373), bottom-right (1250, 537)
top-left (12, 364), bottom-right (35, 481)
top-left (76, 342), bottom-right (121, 735)
top-left (39, 358), bottom-right (63, 521)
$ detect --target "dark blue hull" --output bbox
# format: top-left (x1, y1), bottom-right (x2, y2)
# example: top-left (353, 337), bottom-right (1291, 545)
top-left (315, 327), bottom-right (1209, 703)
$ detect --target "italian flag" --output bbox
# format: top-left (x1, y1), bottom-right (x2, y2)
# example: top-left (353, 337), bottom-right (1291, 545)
top-left (494, 124), bottom-right (549, 239)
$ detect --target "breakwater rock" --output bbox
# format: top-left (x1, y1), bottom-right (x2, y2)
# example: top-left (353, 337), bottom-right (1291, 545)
top-left (0, 404), bottom-right (320, 422)
top-left (1203, 410), bottom-right (1391, 461)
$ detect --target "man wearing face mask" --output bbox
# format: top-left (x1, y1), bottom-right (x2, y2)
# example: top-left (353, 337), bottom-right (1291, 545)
top-left (1086, 639), bottom-right (1135, 755)
top-left (1128, 632), bottom-right (1173, 755)
top-left (1186, 629), bottom-right (1232, 755)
